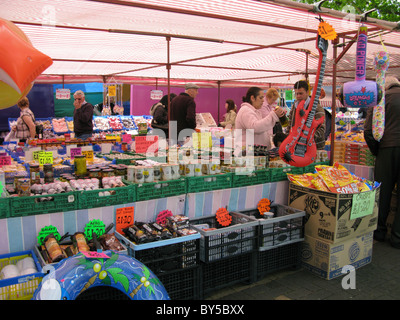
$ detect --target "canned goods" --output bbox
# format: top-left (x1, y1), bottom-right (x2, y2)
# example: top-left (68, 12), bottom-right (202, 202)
top-left (89, 169), bottom-right (101, 179)
top-left (127, 165), bottom-right (135, 182)
top-left (143, 167), bottom-right (154, 183)
top-left (43, 164), bottom-right (54, 183)
top-left (171, 164), bottom-right (180, 179)
top-left (17, 178), bottom-right (31, 197)
top-left (184, 163), bottom-right (194, 177)
top-left (134, 166), bottom-right (145, 183)
top-left (153, 165), bottom-right (161, 181)
top-left (29, 164), bottom-right (40, 184)
top-left (161, 164), bottom-right (172, 181)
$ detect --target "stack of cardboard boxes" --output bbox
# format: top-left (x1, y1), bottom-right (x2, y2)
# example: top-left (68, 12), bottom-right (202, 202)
top-left (288, 183), bottom-right (379, 280)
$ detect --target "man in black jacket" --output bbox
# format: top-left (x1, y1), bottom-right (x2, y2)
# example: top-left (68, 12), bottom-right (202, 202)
top-left (73, 90), bottom-right (94, 140)
top-left (364, 75), bottom-right (400, 247)
top-left (170, 83), bottom-right (199, 142)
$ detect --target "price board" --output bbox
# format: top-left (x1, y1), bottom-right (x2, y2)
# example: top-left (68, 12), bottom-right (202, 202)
top-left (350, 190), bottom-right (376, 220)
top-left (38, 151), bottom-right (53, 165)
top-left (70, 147), bottom-right (82, 159)
top-left (115, 206), bottom-right (134, 234)
top-left (84, 219), bottom-right (106, 240)
top-left (82, 150), bottom-right (94, 162)
top-left (135, 135), bottom-right (159, 154)
top-left (0, 156), bottom-right (11, 167)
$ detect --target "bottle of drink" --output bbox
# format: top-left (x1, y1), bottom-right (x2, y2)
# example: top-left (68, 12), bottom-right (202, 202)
top-left (275, 106), bottom-right (289, 127)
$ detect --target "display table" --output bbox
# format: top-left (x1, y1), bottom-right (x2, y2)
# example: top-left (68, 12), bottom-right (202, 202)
top-left (0, 181), bottom-right (288, 255)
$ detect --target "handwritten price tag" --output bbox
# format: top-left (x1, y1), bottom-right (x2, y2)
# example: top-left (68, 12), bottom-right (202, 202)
top-left (350, 190), bottom-right (376, 220)
top-left (318, 21), bottom-right (337, 40)
top-left (156, 210), bottom-right (173, 225)
top-left (116, 206), bottom-right (134, 234)
top-left (257, 198), bottom-right (271, 216)
top-left (81, 251), bottom-right (110, 259)
top-left (135, 135), bottom-right (159, 154)
top-left (0, 156), bottom-right (11, 167)
top-left (216, 208), bottom-right (232, 227)
top-left (70, 147), bottom-right (82, 159)
top-left (38, 151), bottom-right (53, 165)
top-left (82, 150), bottom-right (94, 162)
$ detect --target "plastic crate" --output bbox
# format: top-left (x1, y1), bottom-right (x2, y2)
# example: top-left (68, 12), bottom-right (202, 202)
top-left (201, 252), bottom-right (255, 297)
top-left (269, 166), bottom-right (304, 182)
top-left (135, 178), bottom-right (186, 201)
top-left (237, 204), bottom-right (305, 251)
top-left (190, 212), bottom-right (259, 262)
top-left (9, 191), bottom-right (78, 217)
top-left (256, 241), bottom-right (302, 281)
top-left (186, 173), bottom-right (232, 193)
top-left (0, 250), bottom-right (44, 300)
top-left (0, 191), bottom-right (10, 219)
top-left (232, 169), bottom-right (270, 187)
top-left (157, 266), bottom-right (202, 300)
top-left (115, 231), bottom-right (200, 274)
top-left (76, 182), bottom-right (136, 210)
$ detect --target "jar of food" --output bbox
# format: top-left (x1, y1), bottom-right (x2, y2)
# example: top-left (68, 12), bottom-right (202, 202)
top-left (89, 169), bottom-right (101, 179)
top-left (102, 168), bottom-right (114, 178)
top-left (44, 234), bottom-right (65, 263)
top-left (121, 142), bottom-right (128, 152)
top-left (43, 164), bottom-right (54, 183)
top-left (17, 178), bottom-right (31, 197)
top-left (74, 155), bottom-right (87, 177)
top-left (72, 232), bottom-right (90, 252)
top-left (29, 164), bottom-right (40, 184)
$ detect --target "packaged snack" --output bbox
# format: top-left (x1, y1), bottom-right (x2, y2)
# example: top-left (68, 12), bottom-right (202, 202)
top-left (315, 162), bottom-right (359, 193)
top-left (287, 173), bottom-right (314, 188)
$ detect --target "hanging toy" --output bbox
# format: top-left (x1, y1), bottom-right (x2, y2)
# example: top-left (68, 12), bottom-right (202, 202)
top-left (340, 25), bottom-right (382, 109)
top-left (372, 50), bottom-right (389, 141)
top-left (0, 18), bottom-right (53, 109)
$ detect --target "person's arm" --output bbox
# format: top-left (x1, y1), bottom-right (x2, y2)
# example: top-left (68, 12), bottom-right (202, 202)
top-left (227, 111), bottom-right (237, 127)
top-left (21, 115), bottom-right (36, 138)
top-left (153, 106), bottom-right (167, 125)
top-left (75, 103), bottom-right (94, 123)
top-left (186, 99), bottom-right (196, 129)
top-left (240, 108), bottom-right (279, 133)
top-left (363, 107), bottom-right (379, 156)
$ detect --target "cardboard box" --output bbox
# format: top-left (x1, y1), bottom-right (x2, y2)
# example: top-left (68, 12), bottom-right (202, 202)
top-left (301, 231), bottom-right (373, 280)
top-left (288, 183), bottom-right (379, 243)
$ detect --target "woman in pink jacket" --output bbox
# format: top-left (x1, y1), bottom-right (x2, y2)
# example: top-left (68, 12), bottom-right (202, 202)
top-left (235, 87), bottom-right (285, 153)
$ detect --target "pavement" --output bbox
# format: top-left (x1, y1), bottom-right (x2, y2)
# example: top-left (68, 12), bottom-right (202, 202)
top-left (205, 239), bottom-right (400, 300)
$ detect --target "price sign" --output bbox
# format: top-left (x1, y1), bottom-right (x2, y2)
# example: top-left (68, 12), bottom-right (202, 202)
top-left (81, 251), bottom-right (110, 259)
top-left (33, 151), bottom-right (44, 161)
top-left (150, 90), bottom-right (163, 100)
top-left (135, 135), bottom-right (159, 154)
top-left (70, 147), bottom-right (82, 159)
top-left (82, 150), bottom-right (94, 162)
top-left (318, 21), bottom-right (337, 40)
top-left (257, 198), bottom-right (271, 216)
top-left (122, 134), bottom-right (132, 143)
top-left (84, 219), bottom-right (106, 240)
top-left (56, 88), bottom-right (71, 100)
top-left (115, 206), bottom-right (134, 234)
top-left (0, 156), bottom-right (11, 167)
top-left (38, 151), bottom-right (53, 165)
top-left (350, 190), bottom-right (376, 220)
top-left (216, 207), bottom-right (232, 227)
top-left (37, 225), bottom-right (61, 246)
top-left (156, 210), bottom-right (173, 225)
top-left (200, 132), bottom-right (212, 150)
top-left (108, 85), bottom-right (116, 97)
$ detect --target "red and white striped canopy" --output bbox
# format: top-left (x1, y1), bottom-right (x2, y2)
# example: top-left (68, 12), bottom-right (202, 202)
top-left (1, 0), bottom-right (399, 87)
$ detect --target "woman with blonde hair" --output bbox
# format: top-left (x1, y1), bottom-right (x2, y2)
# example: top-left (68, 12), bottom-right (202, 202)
top-left (11, 97), bottom-right (36, 141)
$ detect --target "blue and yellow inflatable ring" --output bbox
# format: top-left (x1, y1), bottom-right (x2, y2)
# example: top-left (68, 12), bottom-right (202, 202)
top-left (32, 251), bottom-right (170, 300)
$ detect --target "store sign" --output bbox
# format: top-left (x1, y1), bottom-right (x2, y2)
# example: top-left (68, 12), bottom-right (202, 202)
top-left (56, 88), bottom-right (71, 100)
top-left (0, 155), bottom-right (11, 167)
top-left (150, 90), bottom-right (163, 100)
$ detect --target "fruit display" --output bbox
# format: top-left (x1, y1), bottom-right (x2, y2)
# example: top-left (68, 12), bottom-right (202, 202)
top-left (52, 118), bottom-right (69, 133)
top-left (108, 116), bottom-right (123, 130)
top-left (93, 117), bottom-right (111, 131)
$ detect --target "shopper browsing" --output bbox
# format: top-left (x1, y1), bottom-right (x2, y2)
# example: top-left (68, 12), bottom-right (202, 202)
top-left (11, 97), bottom-right (36, 142)
top-left (170, 83), bottom-right (199, 141)
top-left (287, 80), bottom-right (325, 150)
top-left (234, 87), bottom-right (285, 154)
top-left (364, 75), bottom-right (400, 247)
top-left (73, 90), bottom-right (94, 140)
top-left (151, 93), bottom-right (177, 138)
top-left (220, 99), bottom-right (237, 129)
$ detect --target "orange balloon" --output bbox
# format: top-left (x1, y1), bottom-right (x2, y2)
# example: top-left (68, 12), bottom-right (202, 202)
top-left (0, 18), bottom-right (53, 109)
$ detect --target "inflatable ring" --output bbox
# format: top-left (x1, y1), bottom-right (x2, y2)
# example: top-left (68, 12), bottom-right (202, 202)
top-left (32, 251), bottom-right (170, 300)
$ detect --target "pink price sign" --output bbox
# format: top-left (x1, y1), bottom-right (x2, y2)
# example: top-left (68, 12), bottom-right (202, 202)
top-left (135, 135), bottom-right (159, 154)
top-left (70, 147), bottom-right (82, 159)
top-left (81, 251), bottom-right (110, 259)
top-left (0, 156), bottom-right (11, 167)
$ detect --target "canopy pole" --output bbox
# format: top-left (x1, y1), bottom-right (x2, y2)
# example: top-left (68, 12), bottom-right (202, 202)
top-left (217, 81), bottom-right (221, 125)
top-left (166, 36), bottom-right (171, 141)
top-left (330, 36), bottom-right (339, 165)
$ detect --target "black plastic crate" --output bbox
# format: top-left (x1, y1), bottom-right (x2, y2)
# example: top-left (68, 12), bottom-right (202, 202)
top-left (201, 252), bottom-right (256, 297)
top-left (237, 204), bottom-right (305, 251)
top-left (116, 232), bottom-right (200, 274)
top-left (256, 241), bottom-right (303, 281)
top-left (190, 212), bottom-right (258, 262)
top-left (157, 266), bottom-right (202, 300)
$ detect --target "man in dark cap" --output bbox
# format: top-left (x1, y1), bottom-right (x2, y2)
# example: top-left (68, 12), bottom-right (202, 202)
top-left (170, 83), bottom-right (199, 141)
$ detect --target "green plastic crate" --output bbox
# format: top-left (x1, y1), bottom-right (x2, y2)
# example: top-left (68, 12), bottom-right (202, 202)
top-left (0, 191), bottom-right (10, 219)
top-left (10, 191), bottom-right (78, 217)
top-left (232, 169), bottom-right (270, 187)
top-left (76, 183), bottom-right (136, 209)
top-left (186, 173), bottom-right (232, 193)
top-left (269, 166), bottom-right (304, 182)
top-left (135, 178), bottom-right (187, 201)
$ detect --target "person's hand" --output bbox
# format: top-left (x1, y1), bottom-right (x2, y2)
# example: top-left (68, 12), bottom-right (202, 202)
top-left (274, 106), bottom-right (285, 118)
top-left (74, 99), bottom-right (82, 109)
top-left (11, 125), bottom-right (16, 132)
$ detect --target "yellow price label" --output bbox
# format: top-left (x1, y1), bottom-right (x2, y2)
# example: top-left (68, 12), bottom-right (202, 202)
top-left (82, 150), bottom-right (94, 162)
top-left (38, 151), bottom-right (53, 165)
top-left (108, 85), bottom-right (116, 97)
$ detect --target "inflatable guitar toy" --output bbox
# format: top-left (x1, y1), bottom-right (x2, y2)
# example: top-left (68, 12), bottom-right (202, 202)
top-left (279, 34), bottom-right (328, 167)
top-left (373, 50), bottom-right (389, 141)
top-left (340, 25), bottom-right (381, 109)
